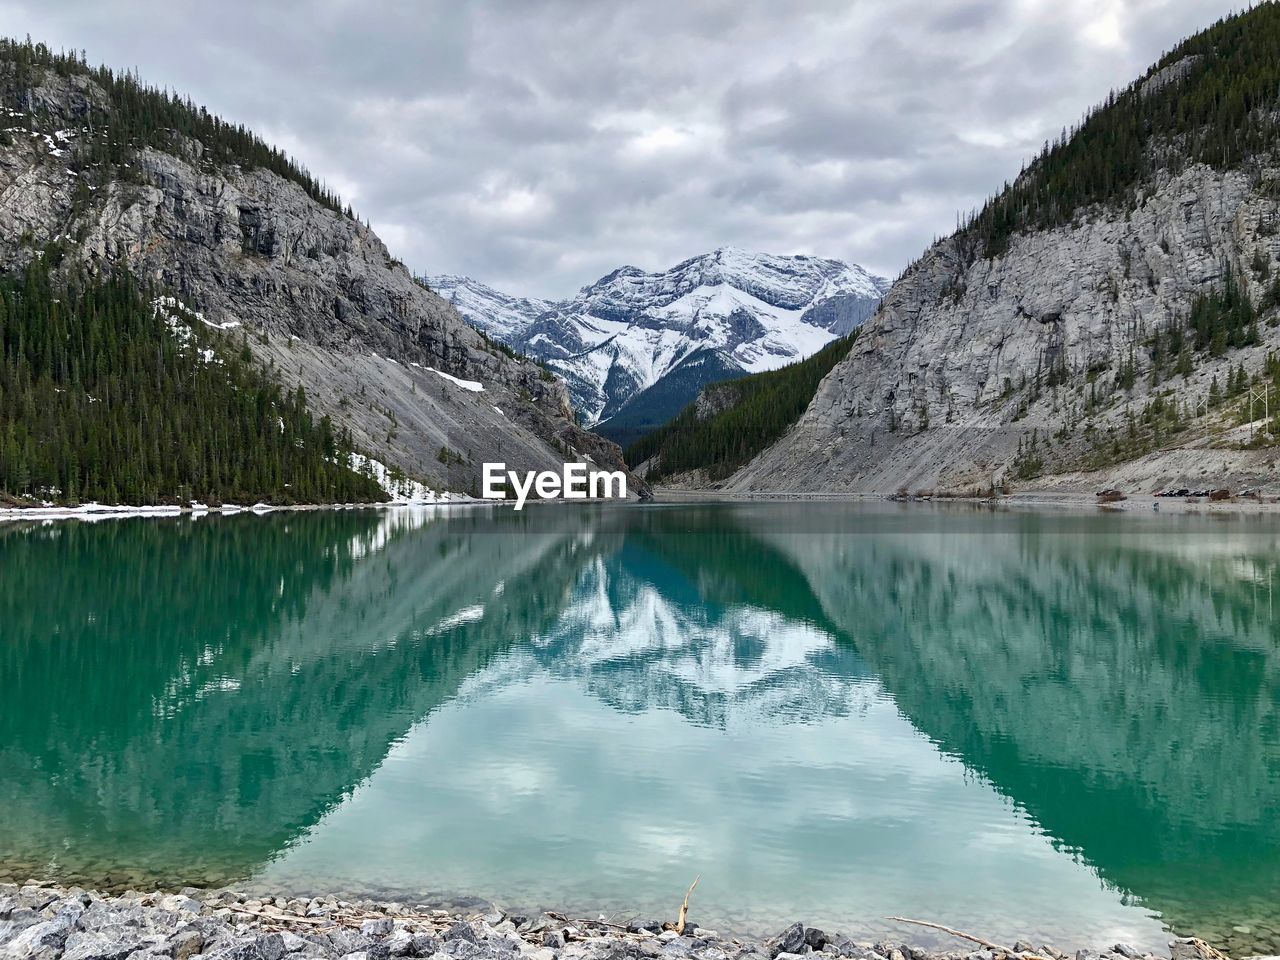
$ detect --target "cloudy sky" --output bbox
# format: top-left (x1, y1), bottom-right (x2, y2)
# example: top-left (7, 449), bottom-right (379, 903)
top-left (0, 0), bottom-right (1247, 296)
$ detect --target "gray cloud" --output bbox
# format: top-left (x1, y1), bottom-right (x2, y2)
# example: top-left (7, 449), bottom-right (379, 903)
top-left (0, 0), bottom-right (1245, 296)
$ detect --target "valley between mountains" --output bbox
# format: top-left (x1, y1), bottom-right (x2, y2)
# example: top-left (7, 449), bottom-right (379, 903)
top-left (9, 4), bottom-right (1280, 507)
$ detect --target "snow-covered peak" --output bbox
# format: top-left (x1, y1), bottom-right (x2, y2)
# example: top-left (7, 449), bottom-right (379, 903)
top-left (424, 274), bottom-right (554, 340)
top-left (427, 250), bottom-right (888, 433)
top-left (571, 247), bottom-right (887, 316)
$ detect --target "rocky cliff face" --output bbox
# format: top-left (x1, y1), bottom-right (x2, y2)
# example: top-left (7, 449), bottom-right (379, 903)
top-left (0, 66), bottom-right (643, 498)
top-left (729, 162), bottom-right (1280, 494)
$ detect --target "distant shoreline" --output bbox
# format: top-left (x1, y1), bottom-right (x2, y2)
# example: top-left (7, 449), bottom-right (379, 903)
top-left (0, 499), bottom-right (491, 524)
top-left (9, 488), bottom-right (1280, 524)
top-left (651, 486), bottom-right (1280, 518)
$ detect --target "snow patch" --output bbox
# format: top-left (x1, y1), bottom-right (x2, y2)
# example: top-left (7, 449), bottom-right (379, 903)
top-left (153, 296), bottom-right (238, 367)
top-left (426, 367), bottom-right (485, 392)
top-left (347, 452), bottom-right (476, 504)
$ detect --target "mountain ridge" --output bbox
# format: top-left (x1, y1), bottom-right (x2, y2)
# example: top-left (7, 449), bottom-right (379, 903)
top-left (0, 38), bottom-right (646, 503)
top-left (726, 5), bottom-right (1280, 496)
top-left (426, 248), bottom-right (887, 441)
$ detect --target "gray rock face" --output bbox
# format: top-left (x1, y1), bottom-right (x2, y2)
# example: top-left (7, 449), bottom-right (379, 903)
top-left (729, 164), bottom-right (1280, 494)
top-left (0, 65), bottom-right (644, 499)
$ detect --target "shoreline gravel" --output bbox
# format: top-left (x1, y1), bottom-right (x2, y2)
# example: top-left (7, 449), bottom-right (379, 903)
top-left (0, 884), bottom-right (1246, 960)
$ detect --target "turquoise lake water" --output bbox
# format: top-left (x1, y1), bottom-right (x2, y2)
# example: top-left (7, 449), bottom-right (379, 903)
top-left (1, 503), bottom-right (1278, 954)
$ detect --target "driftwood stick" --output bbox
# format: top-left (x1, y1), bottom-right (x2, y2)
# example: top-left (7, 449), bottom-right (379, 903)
top-left (227, 907), bottom-right (331, 926)
top-left (545, 912), bottom-right (633, 931)
top-left (885, 917), bottom-right (1040, 957)
top-left (675, 876), bottom-right (700, 936)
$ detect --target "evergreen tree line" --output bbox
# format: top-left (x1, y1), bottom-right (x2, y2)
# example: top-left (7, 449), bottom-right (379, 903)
top-left (0, 37), bottom-right (350, 217)
top-left (626, 333), bottom-right (859, 483)
top-left (1143, 268), bottom-right (1260, 389)
top-left (961, 5), bottom-right (1280, 256)
top-left (0, 258), bottom-right (387, 505)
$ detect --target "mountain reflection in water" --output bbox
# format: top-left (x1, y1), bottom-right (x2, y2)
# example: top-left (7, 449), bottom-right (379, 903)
top-left (1, 504), bottom-right (1277, 955)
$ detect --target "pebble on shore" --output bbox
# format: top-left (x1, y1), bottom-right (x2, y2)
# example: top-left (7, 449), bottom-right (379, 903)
top-left (0, 884), bottom-right (1266, 960)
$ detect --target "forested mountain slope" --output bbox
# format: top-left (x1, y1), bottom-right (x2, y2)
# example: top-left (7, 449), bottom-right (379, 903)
top-left (0, 39), bottom-right (640, 505)
top-left (0, 261), bottom-right (384, 504)
top-left (626, 333), bottom-right (859, 486)
top-left (730, 5), bottom-right (1280, 495)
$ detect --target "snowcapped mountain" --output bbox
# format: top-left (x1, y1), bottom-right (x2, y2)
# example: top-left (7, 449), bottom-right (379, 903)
top-left (423, 274), bottom-right (555, 341)
top-left (426, 248), bottom-right (888, 444)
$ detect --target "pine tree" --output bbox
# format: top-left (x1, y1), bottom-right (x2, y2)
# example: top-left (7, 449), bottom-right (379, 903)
top-left (0, 258), bottom-right (388, 506)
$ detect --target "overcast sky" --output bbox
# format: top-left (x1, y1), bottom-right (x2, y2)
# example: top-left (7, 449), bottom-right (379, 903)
top-left (0, 0), bottom-right (1248, 297)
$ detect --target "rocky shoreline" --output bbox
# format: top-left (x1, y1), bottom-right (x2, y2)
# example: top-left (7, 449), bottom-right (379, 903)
top-left (0, 884), bottom-right (1249, 960)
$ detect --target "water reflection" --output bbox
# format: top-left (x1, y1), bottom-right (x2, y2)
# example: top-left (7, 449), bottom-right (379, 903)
top-left (1, 504), bottom-right (1277, 954)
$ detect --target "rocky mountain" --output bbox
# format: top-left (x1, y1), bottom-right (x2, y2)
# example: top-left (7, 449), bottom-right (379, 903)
top-left (427, 248), bottom-right (887, 445)
top-left (728, 6), bottom-right (1280, 496)
top-left (0, 40), bottom-right (642, 502)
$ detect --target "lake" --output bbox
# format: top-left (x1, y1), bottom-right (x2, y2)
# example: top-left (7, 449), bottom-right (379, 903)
top-left (1, 502), bottom-right (1278, 956)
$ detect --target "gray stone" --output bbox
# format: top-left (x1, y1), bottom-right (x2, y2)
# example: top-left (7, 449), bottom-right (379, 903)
top-left (827, 938), bottom-right (883, 960)
top-left (1171, 941), bottom-right (1220, 960)
top-left (167, 929), bottom-right (206, 960)
top-left (2, 915), bottom-right (74, 960)
top-left (804, 932), bottom-right (827, 953)
top-left (769, 926), bottom-right (807, 959)
top-left (61, 931), bottom-right (144, 960)
top-left (486, 935), bottom-right (523, 956)
top-left (661, 938), bottom-right (707, 959)
top-left (16, 890), bottom-right (57, 913)
top-left (327, 931), bottom-right (372, 956)
top-left (7, 910), bottom-right (38, 929)
top-left (382, 932), bottom-right (414, 957)
top-left (1111, 947), bottom-right (1141, 960)
top-left (278, 934), bottom-right (309, 954)
top-left (209, 934), bottom-right (291, 960)
top-left (410, 935), bottom-right (441, 957)
top-left (158, 898), bottom-right (202, 917)
top-left (128, 948), bottom-right (176, 960)
top-left (444, 926), bottom-right (479, 947)
top-left (258, 934), bottom-right (290, 960)
top-left (361, 921), bottom-right (394, 939)
top-left (441, 941), bottom-right (479, 960)
top-left (542, 933), bottom-right (567, 951)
